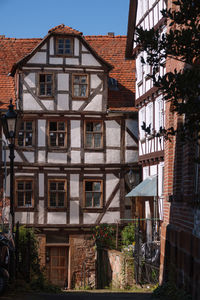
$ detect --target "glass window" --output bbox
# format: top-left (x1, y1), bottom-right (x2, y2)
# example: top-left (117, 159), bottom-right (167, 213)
top-left (85, 121), bottom-right (103, 148)
top-left (84, 180), bottom-right (102, 208)
top-left (39, 74), bottom-right (53, 97)
top-left (18, 121), bottom-right (34, 147)
top-left (48, 180), bottom-right (66, 208)
top-left (16, 180), bottom-right (33, 207)
top-left (72, 75), bottom-right (89, 98)
top-left (49, 121), bottom-right (66, 147)
top-left (56, 38), bottom-right (73, 55)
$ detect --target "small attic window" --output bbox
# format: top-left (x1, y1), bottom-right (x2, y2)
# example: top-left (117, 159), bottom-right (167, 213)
top-left (108, 77), bottom-right (119, 91)
top-left (56, 37), bottom-right (73, 55)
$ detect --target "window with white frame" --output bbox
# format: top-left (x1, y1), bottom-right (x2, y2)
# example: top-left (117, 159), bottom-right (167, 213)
top-left (158, 99), bottom-right (164, 130)
top-left (140, 108), bottom-right (145, 139)
top-left (146, 103), bottom-right (153, 133)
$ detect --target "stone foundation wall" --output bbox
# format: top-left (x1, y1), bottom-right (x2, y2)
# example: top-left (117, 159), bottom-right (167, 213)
top-left (69, 234), bottom-right (96, 289)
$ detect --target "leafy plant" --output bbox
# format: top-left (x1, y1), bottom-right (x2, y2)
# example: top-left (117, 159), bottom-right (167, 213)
top-left (92, 224), bottom-right (115, 248)
top-left (121, 223), bottom-right (136, 246)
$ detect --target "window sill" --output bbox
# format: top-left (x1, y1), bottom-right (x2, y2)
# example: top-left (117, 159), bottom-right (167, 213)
top-left (82, 208), bottom-right (103, 213)
top-left (84, 148), bottom-right (104, 152)
top-left (15, 207), bottom-right (34, 212)
top-left (38, 96), bottom-right (54, 100)
top-left (72, 97), bottom-right (88, 101)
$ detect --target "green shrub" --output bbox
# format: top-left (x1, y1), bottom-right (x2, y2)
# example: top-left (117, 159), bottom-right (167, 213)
top-left (121, 223), bottom-right (136, 246)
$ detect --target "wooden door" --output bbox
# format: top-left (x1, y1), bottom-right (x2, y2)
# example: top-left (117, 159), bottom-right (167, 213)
top-left (46, 246), bottom-right (68, 287)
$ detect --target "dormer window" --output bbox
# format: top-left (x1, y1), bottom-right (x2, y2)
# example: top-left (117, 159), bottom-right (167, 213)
top-left (56, 37), bottom-right (73, 55)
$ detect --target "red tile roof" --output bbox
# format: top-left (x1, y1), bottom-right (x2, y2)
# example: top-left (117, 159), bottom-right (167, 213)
top-left (48, 24), bottom-right (82, 36)
top-left (0, 30), bottom-right (135, 110)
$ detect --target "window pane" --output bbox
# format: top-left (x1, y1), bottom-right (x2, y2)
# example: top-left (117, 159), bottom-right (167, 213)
top-left (81, 76), bottom-right (87, 84)
top-left (93, 123), bottom-right (101, 132)
top-left (17, 192), bottom-right (24, 207)
top-left (50, 133), bottom-right (56, 146)
top-left (58, 48), bottom-right (64, 54)
top-left (74, 76), bottom-right (80, 84)
top-left (47, 84), bottom-right (52, 96)
top-left (50, 182), bottom-right (56, 190)
top-left (25, 133), bottom-right (32, 146)
top-left (93, 182), bottom-right (101, 191)
top-left (94, 193), bottom-right (101, 207)
top-left (39, 74), bottom-right (45, 83)
top-left (50, 122), bottom-right (57, 131)
top-left (40, 83), bottom-right (45, 95)
top-left (58, 122), bottom-right (65, 131)
top-left (18, 183), bottom-right (24, 190)
top-left (58, 133), bottom-right (64, 146)
top-left (94, 133), bottom-right (101, 148)
top-left (47, 75), bottom-right (52, 82)
top-left (25, 192), bottom-right (32, 206)
top-left (25, 182), bottom-right (32, 190)
top-left (58, 182), bottom-right (64, 190)
top-left (80, 85), bottom-right (87, 96)
top-left (73, 85), bottom-right (79, 96)
top-left (85, 181), bottom-right (93, 191)
top-left (18, 133), bottom-right (24, 146)
top-left (86, 122), bottom-right (93, 132)
top-left (58, 193), bottom-right (64, 207)
top-left (26, 122), bottom-right (32, 131)
top-left (50, 193), bottom-right (56, 207)
top-left (86, 133), bottom-right (92, 148)
top-left (85, 192), bottom-right (92, 207)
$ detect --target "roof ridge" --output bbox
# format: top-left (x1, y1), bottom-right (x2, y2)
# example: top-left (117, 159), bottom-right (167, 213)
top-left (85, 35), bottom-right (127, 38)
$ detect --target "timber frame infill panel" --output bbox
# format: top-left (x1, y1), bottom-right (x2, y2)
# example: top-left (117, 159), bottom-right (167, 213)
top-left (72, 73), bottom-right (89, 100)
top-left (15, 177), bottom-right (35, 211)
top-left (37, 72), bottom-right (55, 99)
top-left (83, 178), bottom-right (103, 209)
top-left (47, 178), bottom-right (67, 211)
top-left (47, 119), bottom-right (67, 149)
top-left (84, 119), bottom-right (103, 150)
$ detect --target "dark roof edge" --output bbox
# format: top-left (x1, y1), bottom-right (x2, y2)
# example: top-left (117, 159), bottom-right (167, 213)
top-left (125, 0), bottom-right (138, 59)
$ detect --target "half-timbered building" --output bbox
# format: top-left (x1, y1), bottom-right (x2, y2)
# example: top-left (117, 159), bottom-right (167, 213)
top-left (126, 0), bottom-right (166, 230)
top-left (0, 25), bottom-right (138, 288)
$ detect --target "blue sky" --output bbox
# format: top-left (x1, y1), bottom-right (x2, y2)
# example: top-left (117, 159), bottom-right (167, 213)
top-left (0, 0), bottom-right (130, 38)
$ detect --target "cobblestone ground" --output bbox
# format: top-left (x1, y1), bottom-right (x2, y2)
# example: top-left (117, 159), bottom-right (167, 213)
top-left (2, 291), bottom-right (155, 300)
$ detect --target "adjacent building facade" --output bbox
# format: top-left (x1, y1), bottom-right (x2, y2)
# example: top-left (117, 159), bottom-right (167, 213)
top-left (0, 25), bottom-right (139, 288)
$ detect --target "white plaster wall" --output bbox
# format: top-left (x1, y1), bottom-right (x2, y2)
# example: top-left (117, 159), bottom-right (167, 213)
top-left (15, 212), bottom-right (34, 224)
top-left (91, 75), bottom-right (102, 89)
top-left (126, 131), bottom-right (138, 147)
top-left (85, 152), bottom-right (104, 164)
top-left (23, 152), bottom-right (34, 163)
top-left (38, 151), bottom-right (46, 163)
top-left (106, 149), bottom-right (120, 164)
top-left (106, 121), bottom-right (120, 147)
top-left (41, 43), bottom-right (47, 50)
top-left (82, 45), bottom-right (88, 52)
top-left (38, 200), bottom-right (44, 224)
top-left (125, 150), bottom-right (138, 163)
top-left (71, 120), bottom-right (81, 147)
top-left (84, 95), bottom-right (102, 111)
top-left (106, 174), bottom-right (119, 202)
top-left (23, 94), bottom-right (43, 111)
top-left (71, 151), bottom-right (81, 164)
top-left (108, 190), bottom-right (120, 208)
top-left (72, 100), bottom-right (84, 110)
top-left (101, 211), bottom-right (120, 223)
top-left (57, 74), bottom-right (69, 91)
top-left (74, 38), bottom-right (79, 56)
top-left (49, 37), bottom-right (54, 55)
top-left (7, 151), bottom-right (22, 163)
top-left (50, 57), bottom-right (63, 64)
top-left (24, 73), bottom-right (36, 88)
top-left (65, 58), bottom-right (79, 65)
top-left (150, 165), bottom-right (157, 176)
top-left (82, 54), bottom-right (101, 67)
top-left (83, 213), bottom-right (99, 224)
top-left (48, 153), bottom-right (67, 163)
top-left (47, 212), bottom-right (66, 224)
top-left (41, 100), bottom-right (54, 110)
top-left (57, 94), bottom-right (69, 110)
top-left (38, 120), bottom-right (46, 147)
top-left (39, 173), bottom-right (44, 197)
top-left (70, 174), bottom-right (79, 197)
top-left (70, 201), bottom-right (79, 224)
top-left (143, 166), bottom-right (149, 180)
top-left (28, 52), bottom-right (46, 64)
